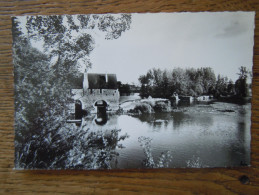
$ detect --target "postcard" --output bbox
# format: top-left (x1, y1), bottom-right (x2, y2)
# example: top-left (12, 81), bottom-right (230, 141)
top-left (12, 12), bottom-right (255, 169)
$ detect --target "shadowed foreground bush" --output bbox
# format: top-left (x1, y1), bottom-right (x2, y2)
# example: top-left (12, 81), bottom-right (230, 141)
top-left (15, 124), bottom-right (129, 170)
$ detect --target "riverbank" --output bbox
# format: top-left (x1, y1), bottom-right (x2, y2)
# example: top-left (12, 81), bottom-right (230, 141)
top-left (118, 96), bottom-right (252, 116)
top-left (119, 98), bottom-right (171, 115)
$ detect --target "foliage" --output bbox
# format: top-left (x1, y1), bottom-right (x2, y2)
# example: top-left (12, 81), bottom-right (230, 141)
top-left (153, 101), bottom-right (172, 112)
top-left (138, 136), bottom-right (172, 168)
top-left (117, 81), bottom-right (131, 95)
top-left (138, 66), bottom-right (252, 99)
top-left (138, 67), bottom-right (216, 98)
top-left (13, 37), bottom-right (74, 168)
top-left (16, 123), bottom-right (129, 169)
top-left (12, 14), bottom-right (132, 168)
top-left (128, 102), bottom-right (154, 114)
top-left (227, 80), bottom-right (235, 95)
top-left (25, 14), bottom-right (132, 71)
top-left (235, 66), bottom-right (250, 97)
top-left (186, 155), bottom-right (204, 168)
top-left (65, 127), bottom-right (129, 169)
top-left (214, 75), bottom-right (229, 97)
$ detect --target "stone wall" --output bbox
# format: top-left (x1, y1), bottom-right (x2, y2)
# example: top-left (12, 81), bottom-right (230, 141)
top-left (71, 88), bottom-right (120, 113)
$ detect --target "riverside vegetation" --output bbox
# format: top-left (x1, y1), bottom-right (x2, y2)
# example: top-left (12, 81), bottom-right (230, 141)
top-left (12, 14), bottom-right (251, 169)
top-left (13, 14), bottom-right (132, 169)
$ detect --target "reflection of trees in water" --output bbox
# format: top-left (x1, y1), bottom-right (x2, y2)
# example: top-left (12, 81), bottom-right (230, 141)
top-left (131, 111), bottom-right (213, 131)
top-left (173, 112), bottom-right (213, 129)
top-left (171, 112), bottom-right (189, 129)
top-left (132, 113), bottom-right (172, 130)
top-left (138, 136), bottom-right (172, 168)
top-left (225, 107), bottom-right (251, 167)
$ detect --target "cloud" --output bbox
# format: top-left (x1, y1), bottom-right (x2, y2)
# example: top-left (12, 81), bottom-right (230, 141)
top-left (215, 16), bottom-right (251, 38)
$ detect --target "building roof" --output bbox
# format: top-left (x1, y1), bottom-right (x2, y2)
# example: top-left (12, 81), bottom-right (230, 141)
top-left (71, 73), bottom-right (118, 89)
top-left (107, 74), bottom-right (118, 89)
top-left (88, 73), bottom-right (118, 89)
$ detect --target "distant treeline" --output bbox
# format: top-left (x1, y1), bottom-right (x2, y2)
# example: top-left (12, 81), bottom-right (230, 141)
top-left (137, 66), bottom-right (251, 99)
top-left (117, 81), bottom-right (140, 95)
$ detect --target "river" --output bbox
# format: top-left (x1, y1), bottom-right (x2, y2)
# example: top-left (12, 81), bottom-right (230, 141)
top-left (80, 101), bottom-right (251, 169)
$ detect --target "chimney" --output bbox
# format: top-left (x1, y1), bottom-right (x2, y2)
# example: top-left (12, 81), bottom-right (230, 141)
top-left (83, 72), bottom-right (88, 94)
top-left (105, 73), bottom-right (108, 83)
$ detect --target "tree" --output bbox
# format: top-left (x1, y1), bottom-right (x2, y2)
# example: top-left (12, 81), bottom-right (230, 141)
top-left (139, 74), bottom-right (152, 98)
top-left (160, 71), bottom-right (170, 98)
top-left (235, 66), bottom-right (250, 97)
top-left (171, 68), bottom-right (189, 96)
top-left (214, 75), bottom-right (228, 97)
top-left (138, 67), bottom-right (217, 98)
top-left (118, 83), bottom-right (131, 95)
top-left (237, 66), bottom-right (249, 80)
top-left (12, 14), bottom-right (132, 168)
top-left (227, 80), bottom-right (235, 95)
top-left (150, 68), bottom-right (163, 98)
top-left (200, 67), bottom-right (216, 94)
top-left (138, 67), bottom-right (218, 98)
top-left (25, 14), bottom-right (131, 75)
top-left (185, 67), bottom-right (216, 96)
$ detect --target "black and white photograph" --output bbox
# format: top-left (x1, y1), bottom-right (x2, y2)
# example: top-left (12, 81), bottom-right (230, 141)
top-left (12, 12), bottom-right (255, 169)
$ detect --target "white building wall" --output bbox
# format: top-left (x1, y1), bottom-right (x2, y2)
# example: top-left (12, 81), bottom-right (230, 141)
top-left (71, 88), bottom-right (120, 113)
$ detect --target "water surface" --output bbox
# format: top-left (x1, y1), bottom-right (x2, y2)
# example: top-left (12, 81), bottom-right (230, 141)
top-left (82, 102), bottom-right (251, 168)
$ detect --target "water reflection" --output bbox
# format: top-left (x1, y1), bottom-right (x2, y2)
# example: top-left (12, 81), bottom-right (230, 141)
top-left (70, 102), bottom-right (251, 169)
top-left (94, 114), bottom-right (108, 125)
top-left (131, 111), bottom-right (213, 131)
top-left (64, 113), bottom-right (129, 169)
top-left (117, 102), bottom-right (250, 168)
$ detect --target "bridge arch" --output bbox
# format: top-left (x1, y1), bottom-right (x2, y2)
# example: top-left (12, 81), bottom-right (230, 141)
top-left (94, 99), bottom-right (108, 107)
top-left (93, 99), bottom-right (109, 114)
top-left (93, 99), bottom-right (109, 111)
top-left (75, 100), bottom-right (83, 119)
top-left (93, 100), bottom-right (109, 125)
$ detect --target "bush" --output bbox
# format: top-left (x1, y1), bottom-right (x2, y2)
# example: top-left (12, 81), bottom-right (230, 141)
top-left (128, 103), bottom-right (154, 114)
top-left (153, 101), bottom-right (172, 112)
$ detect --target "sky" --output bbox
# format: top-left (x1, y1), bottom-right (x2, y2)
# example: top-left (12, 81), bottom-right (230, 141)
top-left (89, 12), bottom-right (255, 84)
